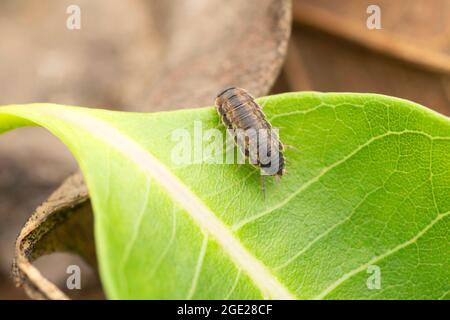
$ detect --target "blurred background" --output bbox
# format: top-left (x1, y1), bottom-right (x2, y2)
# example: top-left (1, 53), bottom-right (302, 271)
top-left (0, 0), bottom-right (449, 299)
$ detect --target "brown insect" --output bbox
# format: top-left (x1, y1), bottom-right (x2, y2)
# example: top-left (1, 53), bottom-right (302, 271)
top-left (215, 87), bottom-right (285, 193)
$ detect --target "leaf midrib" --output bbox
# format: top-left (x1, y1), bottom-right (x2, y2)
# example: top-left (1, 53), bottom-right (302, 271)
top-left (20, 105), bottom-right (296, 300)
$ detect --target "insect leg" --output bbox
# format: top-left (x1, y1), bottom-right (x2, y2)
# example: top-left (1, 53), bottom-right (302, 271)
top-left (216, 115), bottom-right (223, 128)
top-left (259, 97), bottom-right (269, 109)
top-left (260, 175), bottom-right (266, 200)
top-left (283, 144), bottom-right (301, 153)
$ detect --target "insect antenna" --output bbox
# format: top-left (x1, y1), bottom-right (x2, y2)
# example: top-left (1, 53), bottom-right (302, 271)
top-left (275, 175), bottom-right (281, 184)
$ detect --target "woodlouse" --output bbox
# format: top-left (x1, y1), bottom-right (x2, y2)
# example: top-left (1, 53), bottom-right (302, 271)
top-left (215, 87), bottom-right (285, 189)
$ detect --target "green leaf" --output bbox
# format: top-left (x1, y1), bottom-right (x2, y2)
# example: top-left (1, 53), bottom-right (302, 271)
top-left (1, 92), bottom-right (449, 300)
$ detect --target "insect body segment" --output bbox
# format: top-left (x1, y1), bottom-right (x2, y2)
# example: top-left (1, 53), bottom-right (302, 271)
top-left (215, 87), bottom-right (285, 178)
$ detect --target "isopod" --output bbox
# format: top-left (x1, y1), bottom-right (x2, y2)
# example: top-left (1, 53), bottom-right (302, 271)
top-left (215, 87), bottom-right (285, 191)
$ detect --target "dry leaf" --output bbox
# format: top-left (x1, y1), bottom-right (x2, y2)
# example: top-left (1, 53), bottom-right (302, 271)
top-left (287, 0), bottom-right (450, 115)
top-left (293, 0), bottom-right (450, 74)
